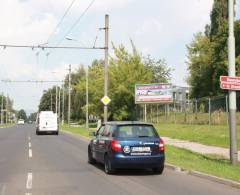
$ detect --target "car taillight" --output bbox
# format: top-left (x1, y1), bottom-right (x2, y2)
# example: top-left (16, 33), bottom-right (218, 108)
top-left (111, 140), bottom-right (121, 152)
top-left (159, 138), bottom-right (164, 152)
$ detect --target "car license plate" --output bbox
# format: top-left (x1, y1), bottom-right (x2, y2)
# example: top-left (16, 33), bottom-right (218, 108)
top-left (131, 147), bottom-right (151, 153)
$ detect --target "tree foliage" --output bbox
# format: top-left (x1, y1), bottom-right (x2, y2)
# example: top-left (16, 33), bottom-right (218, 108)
top-left (18, 109), bottom-right (27, 120)
top-left (39, 42), bottom-right (172, 122)
top-left (187, 0), bottom-right (240, 98)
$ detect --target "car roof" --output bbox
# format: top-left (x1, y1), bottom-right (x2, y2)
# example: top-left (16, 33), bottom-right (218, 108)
top-left (103, 121), bottom-right (153, 126)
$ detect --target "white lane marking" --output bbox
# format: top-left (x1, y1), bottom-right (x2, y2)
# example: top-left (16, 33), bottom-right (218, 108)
top-left (28, 142), bottom-right (31, 148)
top-left (28, 136), bottom-right (31, 141)
top-left (29, 149), bottom-right (32, 158)
top-left (1, 184), bottom-right (6, 195)
top-left (26, 173), bottom-right (32, 190)
top-left (25, 193), bottom-right (32, 195)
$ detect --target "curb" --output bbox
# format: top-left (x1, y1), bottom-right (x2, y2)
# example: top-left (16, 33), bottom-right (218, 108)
top-left (61, 128), bottom-right (240, 189)
top-left (165, 163), bottom-right (240, 189)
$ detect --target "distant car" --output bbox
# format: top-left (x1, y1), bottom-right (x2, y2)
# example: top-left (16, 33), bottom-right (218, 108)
top-left (36, 111), bottom-right (59, 135)
top-left (88, 121), bottom-right (165, 174)
top-left (17, 119), bottom-right (25, 125)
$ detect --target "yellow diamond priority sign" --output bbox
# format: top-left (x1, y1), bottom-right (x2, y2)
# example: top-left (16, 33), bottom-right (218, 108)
top-left (101, 96), bottom-right (111, 106)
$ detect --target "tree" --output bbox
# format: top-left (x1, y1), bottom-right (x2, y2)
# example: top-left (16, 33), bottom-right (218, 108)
top-left (187, 0), bottom-right (240, 98)
top-left (28, 112), bottom-right (37, 122)
top-left (18, 109), bottom-right (27, 120)
top-left (38, 87), bottom-right (57, 112)
top-left (187, 32), bottom-right (214, 98)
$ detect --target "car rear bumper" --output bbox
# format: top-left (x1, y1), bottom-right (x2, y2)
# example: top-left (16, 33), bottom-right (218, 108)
top-left (37, 128), bottom-right (58, 132)
top-left (110, 153), bottom-right (165, 169)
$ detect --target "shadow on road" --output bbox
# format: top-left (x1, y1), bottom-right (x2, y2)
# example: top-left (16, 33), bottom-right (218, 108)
top-left (91, 162), bottom-right (158, 176)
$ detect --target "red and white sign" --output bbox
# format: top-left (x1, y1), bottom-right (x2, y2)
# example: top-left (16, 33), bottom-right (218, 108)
top-left (220, 76), bottom-right (240, 90)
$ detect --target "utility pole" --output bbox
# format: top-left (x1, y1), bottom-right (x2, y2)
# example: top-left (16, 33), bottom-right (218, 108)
top-left (55, 86), bottom-right (58, 114)
top-left (103, 14), bottom-right (109, 123)
top-left (50, 90), bottom-right (53, 111)
top-left (86, 67), bottom-right (89, 130)
top-left (6, 95), bottom-right (8, 124)
top-left (58, 88), bottom-right (61, 122)
top-left (228, 0), bottom-right (238, 165)
top-left (62, 81), bottom-right (65, 125)
top-left (68, 64), bottom-right (71, 126)
top-left (1, 93), bottom-right (3, 125)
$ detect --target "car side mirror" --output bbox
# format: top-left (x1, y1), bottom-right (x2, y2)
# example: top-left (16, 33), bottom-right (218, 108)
top-left (89, 131), bottom-right (96, 137)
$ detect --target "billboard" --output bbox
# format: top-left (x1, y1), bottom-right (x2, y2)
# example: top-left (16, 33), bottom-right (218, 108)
top-left (135, 83), bottom-right (173, 104)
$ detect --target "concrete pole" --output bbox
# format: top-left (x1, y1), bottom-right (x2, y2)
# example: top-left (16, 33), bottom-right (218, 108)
top-left (228, 0), bottom-right (238, 165)
top-left (62, 81), bottom-right (64, 125)
top-left (68, 64), bottom-right (71, 126)
top-left (104, 14), bottom-right (109, 123)
top-left (6, 95), bottom-right (8, 124)
top-left (55, 86), bottom-right (58, 114)
top-left (58, 88), bottom-right (61, 121)
top-left (86, 67), bottom-right (89, 130)
top-left (50, 90), bottom-right (53, 111)
top-left (1, 93), bottom-right (3, 125)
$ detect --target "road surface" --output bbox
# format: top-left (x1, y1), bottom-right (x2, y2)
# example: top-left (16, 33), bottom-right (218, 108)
top-left (0, 124), bottom-right (239, 195)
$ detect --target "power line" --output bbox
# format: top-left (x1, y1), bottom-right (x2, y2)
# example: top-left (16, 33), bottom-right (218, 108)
top-left (46, 0), bottom-right (78, 44)
top-left (0, 44), bottom-right (104, 50)
top-left (56, 0), bottom-right (96, 46)
top-left (1, 80), bottom-right (63, 83)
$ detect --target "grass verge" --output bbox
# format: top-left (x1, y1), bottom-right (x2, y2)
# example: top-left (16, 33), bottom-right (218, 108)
top-left (166, 145), bottom-right (240, 182)
top-left (60, 124), bottom-right (240, 182)
top-left (60, 124), bottom-right (90, 138)
top-left (155, 124), bottom-right (240, 150)
top-left (0, 124), bottom-right (15, 128)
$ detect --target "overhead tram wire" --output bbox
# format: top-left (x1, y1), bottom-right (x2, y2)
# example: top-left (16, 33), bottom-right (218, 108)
top-left (55, 0), bottom-right (96, 47)
top-left (41, 0), bottom-right (77, 65)
top-left (1, 80), bottom-right (63, 83)
top-left (46, 0), bottom-right (78, 44)
top-left (0, 44), bottom-right (104, 50)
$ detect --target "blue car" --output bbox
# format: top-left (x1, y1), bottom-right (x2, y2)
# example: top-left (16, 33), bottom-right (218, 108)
top-left (88, 121), bottom-right (165, 174)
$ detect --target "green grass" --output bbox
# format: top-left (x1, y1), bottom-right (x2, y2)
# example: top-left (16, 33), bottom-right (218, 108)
top-left (0, 124), bottom-right (15, 128)
top-left (155, 124), bottom-right (240, 150)
top-left (61, 124), bottom-right (240, 182)
top-left (166, 145), bottom-right (240, 182)
top-left (60, 124), bottom-right (91, 138)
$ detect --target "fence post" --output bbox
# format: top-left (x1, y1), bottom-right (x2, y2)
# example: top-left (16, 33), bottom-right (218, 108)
top-left (174, 100), bottom-right (176, 124)
top-left (209, 97), bottom-right (211, 125)
top-left (195, 99), bottom-right (198, 123)
top-left (150, 105), bottom-right (153, 123)
top-left (157, 104), bottom-right (159, 124)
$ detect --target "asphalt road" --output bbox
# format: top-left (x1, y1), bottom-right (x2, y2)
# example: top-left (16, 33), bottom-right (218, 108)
top-left (0, 124), bottom-right (239, 195)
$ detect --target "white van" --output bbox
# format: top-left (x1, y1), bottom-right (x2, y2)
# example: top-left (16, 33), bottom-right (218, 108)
top-left (36, 111), bottom-right (59, 135)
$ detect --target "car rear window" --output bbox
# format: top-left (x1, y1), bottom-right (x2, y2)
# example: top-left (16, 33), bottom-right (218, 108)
top-left (116, 125), bottom-right (158, 138)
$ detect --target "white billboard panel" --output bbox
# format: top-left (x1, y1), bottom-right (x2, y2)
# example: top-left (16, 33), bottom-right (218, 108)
top-left (135, 83), bottom-right (173, 104)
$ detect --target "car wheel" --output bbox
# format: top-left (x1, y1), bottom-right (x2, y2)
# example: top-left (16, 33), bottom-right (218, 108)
top-left (36, 131), bottom-right (39, 135)
top-left (88, 147), bottom-right (96, 164)
top-left (104, 155), bottom-right (115, 174)
top-left (152, 165), bottom-right (164, 175)
top-left (55, 131), bottom-right (59, 135)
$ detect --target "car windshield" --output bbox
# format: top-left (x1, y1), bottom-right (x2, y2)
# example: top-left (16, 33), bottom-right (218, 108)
top-left (116, 125), bottom-right (158, 138)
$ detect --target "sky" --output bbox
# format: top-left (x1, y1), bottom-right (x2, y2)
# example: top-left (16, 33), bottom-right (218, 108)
top-left (0, 0), bottom-right (237, 114)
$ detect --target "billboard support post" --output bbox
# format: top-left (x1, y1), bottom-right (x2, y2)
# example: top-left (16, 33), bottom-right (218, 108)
top-left (144, 104), bottom-right (147, 122)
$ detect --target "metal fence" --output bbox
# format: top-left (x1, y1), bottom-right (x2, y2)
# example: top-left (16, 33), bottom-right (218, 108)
top-left (136, 95), bottom-right (240, 125)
